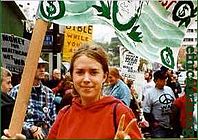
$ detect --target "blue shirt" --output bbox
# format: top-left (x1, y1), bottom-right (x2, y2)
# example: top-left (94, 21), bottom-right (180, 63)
top-left (104, 80), bottom-right (131, 106)
top-left (9, 83), bottom-right (56, 130)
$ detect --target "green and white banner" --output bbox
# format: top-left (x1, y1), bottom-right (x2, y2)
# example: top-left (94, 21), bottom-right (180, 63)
top-left (38, 0), bottom-right (197, 69)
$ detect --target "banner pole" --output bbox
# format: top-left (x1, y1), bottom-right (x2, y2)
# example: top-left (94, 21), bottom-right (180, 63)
top-left (8, 19), bottom-right (49, 137)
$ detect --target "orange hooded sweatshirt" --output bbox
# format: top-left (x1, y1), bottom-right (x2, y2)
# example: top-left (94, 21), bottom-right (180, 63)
top-left (48, 96), bottom-right (142, 139)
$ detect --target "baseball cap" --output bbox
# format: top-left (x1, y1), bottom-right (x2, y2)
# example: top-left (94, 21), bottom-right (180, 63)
top-left (154, 70), bottom-right (167, 81)
top-left (38, 57), bottom-right (48, 64)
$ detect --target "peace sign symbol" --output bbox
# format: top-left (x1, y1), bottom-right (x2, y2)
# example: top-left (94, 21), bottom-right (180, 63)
top-left (159, 94), bottom-right (174, 105)
top-left (114, 114), bottom-right (137, 139)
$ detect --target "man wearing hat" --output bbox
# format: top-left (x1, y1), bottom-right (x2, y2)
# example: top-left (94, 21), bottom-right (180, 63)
top-left (142, 70), bottom-right (175, 138)
top-left (8, 58), bottom-right (56, 139)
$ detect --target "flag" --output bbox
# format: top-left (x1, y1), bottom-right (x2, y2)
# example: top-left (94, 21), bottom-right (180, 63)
top-left (38, 0), bottom-right (197, 69)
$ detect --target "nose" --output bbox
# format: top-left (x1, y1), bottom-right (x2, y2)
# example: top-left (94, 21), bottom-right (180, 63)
top-left (83, 73), bottom-right (91, 83)
top-left (40, 67), bottom-right (46, 73)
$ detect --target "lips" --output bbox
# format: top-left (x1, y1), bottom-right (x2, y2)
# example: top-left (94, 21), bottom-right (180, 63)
top-left (81, 86), bottom-right (93, 89)
top-left (80, 86), bottom-right (94, 91)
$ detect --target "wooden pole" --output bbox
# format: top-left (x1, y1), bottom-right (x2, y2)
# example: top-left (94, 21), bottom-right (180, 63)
top-left (8, 19), bottom-right (49, 137)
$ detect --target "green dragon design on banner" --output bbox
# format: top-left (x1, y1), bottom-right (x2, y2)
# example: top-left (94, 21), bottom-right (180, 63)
top-left (93, 1), bottom-right (143, 42)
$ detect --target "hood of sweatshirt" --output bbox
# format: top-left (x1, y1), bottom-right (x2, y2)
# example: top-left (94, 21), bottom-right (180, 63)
top-left (71, 95), bottom-right (123, 112)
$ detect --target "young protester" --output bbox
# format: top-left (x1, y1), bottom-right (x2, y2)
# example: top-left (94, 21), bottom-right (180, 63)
top-left (1, 67), bottom-right (13, 135)
top-left (48, 43), bottom-right (142, 139)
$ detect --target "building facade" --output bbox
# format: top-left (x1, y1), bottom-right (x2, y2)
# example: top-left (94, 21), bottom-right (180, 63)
top-left (0, 1), bottom-right (26, 37)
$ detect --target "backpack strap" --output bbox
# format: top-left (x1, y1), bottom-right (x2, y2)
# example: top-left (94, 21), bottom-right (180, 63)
top-left (113, 102), bottom-right (119, 134)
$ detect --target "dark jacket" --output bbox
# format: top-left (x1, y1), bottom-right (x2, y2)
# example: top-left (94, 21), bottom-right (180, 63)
top-left (1, 93), bottom-right (15, 135)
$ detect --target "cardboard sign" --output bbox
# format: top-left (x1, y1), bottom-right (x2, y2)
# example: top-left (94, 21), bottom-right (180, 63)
top-left (62, 25), bottom-right (93, 62)
top-left (1, 33), bottom-right (30, 74)
top-left (120, 45), bottom-right (139, 80)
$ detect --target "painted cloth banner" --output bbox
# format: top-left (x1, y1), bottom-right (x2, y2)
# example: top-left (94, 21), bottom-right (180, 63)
top-left (63, 25), bottom-right (93, 62)
top-left (120, 45), bottom-right (139, 80)
top-left (38, 0), bottom-right (197, 69)
top-left (1, 33), bottom-right (30, 74)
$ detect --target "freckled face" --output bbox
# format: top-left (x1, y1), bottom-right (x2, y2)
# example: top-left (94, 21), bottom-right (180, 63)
top-left (72, 55), bottom-right (107, 104)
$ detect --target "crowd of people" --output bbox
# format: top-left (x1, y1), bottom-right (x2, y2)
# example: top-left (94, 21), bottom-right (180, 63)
top-left (1, 43), bottom-right (197, 139)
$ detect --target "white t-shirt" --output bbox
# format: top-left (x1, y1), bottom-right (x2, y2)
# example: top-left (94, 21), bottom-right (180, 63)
top-left (142, 80), bottom-right (155, 99)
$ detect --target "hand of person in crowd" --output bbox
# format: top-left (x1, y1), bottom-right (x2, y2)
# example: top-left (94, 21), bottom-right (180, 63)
top-left (114, 114), bottom-right (137, 139)
top-left (31, 126), bottom-right (46, 139)
top-left (138, 118), bottom-right (149, 128)
top-left (138, 113), bottom-right (149, 128)
top-left (1, 129), bottom-right (26, 139)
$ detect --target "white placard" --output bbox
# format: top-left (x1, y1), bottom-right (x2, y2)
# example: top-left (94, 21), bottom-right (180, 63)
top-left (1, 33), bottom-right (30, 74)
top-left (120, 45), bottom-right (139, 80)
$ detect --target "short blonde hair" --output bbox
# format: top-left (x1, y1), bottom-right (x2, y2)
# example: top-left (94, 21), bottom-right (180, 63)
top-left (1, 67), bottom-right (12, 80)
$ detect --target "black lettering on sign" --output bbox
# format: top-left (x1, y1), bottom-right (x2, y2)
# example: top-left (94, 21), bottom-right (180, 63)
top-left (2, 34), bottom-right (24, 45)
top-left (3, 54), bottom-right (13, 60)
top-left (66, 26), bottom-right (93, 34)
top-left (11, 43), bottom-right (20, 49)
top-left (13, 58), bottom-right (25, 66)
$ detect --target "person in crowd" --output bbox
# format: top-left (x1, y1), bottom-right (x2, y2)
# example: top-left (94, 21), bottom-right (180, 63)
top-left (125, 78), bottom-right (140, 119)
top-left (41, 72), bottom-right (50, 86)
top-left (141, 70), bottom-right (155, 102)
top-left (125, 78), bottom-right (138, 100)
top-left (160, 66), bottom-right (169, 77)
top-left (142, 70), bottom-right (175, 138)
top-left (47, 43), bottom-right (142, 139)
top-left (171, 75), bottom-right (197, 138)
top-left (167, 73), bottom-right (182, 98)
top-left (45, 68), bottom-right (61, 89)
top-left (160, 66), bottom-right (181, 97)
top-left (103, 67), bottom-right (132, 106)
top-left (1, 67), bottom-right (14, 135)
top-left (52, 73), bottom-right (72, 95)
top-left (8, 58), bottom-right (56, 139)
top-left (52, 73), bottom-right (74, 113)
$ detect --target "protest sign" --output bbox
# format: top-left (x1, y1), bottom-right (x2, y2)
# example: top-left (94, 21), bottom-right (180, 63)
top-left (62, 25), bottom-right (93, 61)
top-left (120, 45), bottom-right (139, 80)
top-left (1, 33), bottom-right (30, 74)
